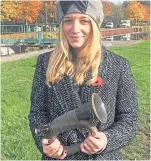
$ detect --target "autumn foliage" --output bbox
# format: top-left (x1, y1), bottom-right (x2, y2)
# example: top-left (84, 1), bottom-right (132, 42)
top-left (1, 1), bottom-right (19, 21)
top-left (17, 1), bottom-right (42, 23)
top-left (143, 5), bottom-right (150, 21)
top-left (1, 0), bottom-right (150, 23)
top-left (1, 0), bottom-right (56, 23)
top-left (43, 1), bottom-right (56, 18)
top-left (126, 2), bottom-right (150, 21)
top-left (102, 0), bottom-right (113, 16)
top-left (1, 0), bottom-right (42, 23)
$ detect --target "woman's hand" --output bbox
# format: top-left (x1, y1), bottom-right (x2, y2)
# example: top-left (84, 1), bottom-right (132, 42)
top-left (80, 132), bottom-right (107, 155)
top-left (42, 137), bottom-right (67, 159)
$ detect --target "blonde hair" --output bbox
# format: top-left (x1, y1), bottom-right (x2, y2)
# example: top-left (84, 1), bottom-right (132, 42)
top-left (46, 17), bottom-right (102, 86)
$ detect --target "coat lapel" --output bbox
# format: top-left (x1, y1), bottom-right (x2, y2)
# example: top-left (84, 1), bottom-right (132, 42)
top-left (52, 74), bottom-right (82, 114)
top-left (79, 49), bottom-right (109, 104)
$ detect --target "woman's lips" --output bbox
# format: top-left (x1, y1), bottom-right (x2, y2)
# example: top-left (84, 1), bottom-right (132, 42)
top-left (70, 36), bottom-right (83, 38)
top-left (70, 36), bottom-right (83, 40)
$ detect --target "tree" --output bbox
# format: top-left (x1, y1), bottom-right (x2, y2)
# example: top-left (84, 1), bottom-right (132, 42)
top-left (102, 0), bottom-right (113, 16)
top-left (0, 1), bottom-right (20, 22)
top-left (16, 1), bottom-right (42, 23)
top-left (122, 1), bottom-right (129, 8)
top-left (122, 0), bottom-right (150, 8)
top-left (43, 1), bottom-right (56, 18)
top-left (41, 1), bottom-right (56, 24)
top-left (1, 0), bottom-right (42, 23)
top-left (107, 4), bottom-right (127, 27)
top-left (102, 1), bottom-right (126, 27)
top-left (126, 2), bottom-right (147, 21)
top-left (138, 0), bottom-right (150, 7)
top-left (143, 5), bottom-right (150, 21)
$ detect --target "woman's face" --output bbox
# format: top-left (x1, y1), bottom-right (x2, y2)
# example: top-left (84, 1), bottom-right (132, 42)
top-left (62, 13), bottom-right (92, 50)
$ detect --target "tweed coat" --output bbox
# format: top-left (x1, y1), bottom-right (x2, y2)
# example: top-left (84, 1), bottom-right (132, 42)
top-left (28, 47), bottom-right (139, 160)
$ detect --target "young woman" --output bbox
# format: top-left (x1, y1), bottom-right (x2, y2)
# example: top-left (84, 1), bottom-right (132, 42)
top-left (28, 0), bottom-right (139, 160)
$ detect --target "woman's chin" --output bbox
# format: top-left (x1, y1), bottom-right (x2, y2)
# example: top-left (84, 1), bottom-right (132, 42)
top-left (70, 43), bottom-right (84, 49)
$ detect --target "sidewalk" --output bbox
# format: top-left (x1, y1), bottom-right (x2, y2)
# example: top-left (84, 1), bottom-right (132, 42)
top-left (1, 48), bottom-right (53, 63)
top-left (103, 40), bottom-right (144, 47)
top-left (1, 40), bottom-right (144, 63)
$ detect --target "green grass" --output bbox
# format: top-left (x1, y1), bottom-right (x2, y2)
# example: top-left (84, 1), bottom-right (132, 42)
top-left (1, 41), bottom-right (150, 160)
top-left (110, 41), bottom-right (150, 160)
top-left (1, 58), bottom-right (41, 160)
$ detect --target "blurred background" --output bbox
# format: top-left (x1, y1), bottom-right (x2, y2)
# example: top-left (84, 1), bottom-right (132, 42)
top-left (0, 0), bottom-right (150, 55)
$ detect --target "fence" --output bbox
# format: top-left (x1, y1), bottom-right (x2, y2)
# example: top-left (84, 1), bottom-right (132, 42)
top-left (0, 23), bottom-right (58, 44)
top-left (0, 23), bottom-right (150, 45)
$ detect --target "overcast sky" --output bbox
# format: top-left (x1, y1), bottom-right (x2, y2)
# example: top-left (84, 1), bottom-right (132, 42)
top-left (109, 0), bottom-right (124, 4)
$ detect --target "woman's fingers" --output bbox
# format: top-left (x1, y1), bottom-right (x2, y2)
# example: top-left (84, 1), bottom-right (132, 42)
top-left (42, 138), bottom-right (67, 159)
top-left (53, 144), bottom-right (64, 157)
top-left (81, 141), bottom-right (99, 154)
top-left (85, 135), bottom-right (100, 149)
top-left (59, 150), bottom-right (67, 160)
top-left (42, 138), bottom-right (60, 155)
top-left (54, 146), bottom-right (67, 159)
top-left (87, 132), bottom-right (107, 149)
top-left (80, 132), bottom-right (107, 154)
top-left (48, 139), bottom-right (61, 156)
top-left (42, 137), bottom-right (57, 146)
top-left (83, 141), bottom-right (92, 152)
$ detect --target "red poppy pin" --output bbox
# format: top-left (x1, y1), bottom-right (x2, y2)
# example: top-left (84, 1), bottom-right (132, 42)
top-left (91, 76), bottom-right (103, 86)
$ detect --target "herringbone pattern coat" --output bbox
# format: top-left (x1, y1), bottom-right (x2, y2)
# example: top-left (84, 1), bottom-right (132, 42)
top-left (28, 48), bottom-right (139, 160)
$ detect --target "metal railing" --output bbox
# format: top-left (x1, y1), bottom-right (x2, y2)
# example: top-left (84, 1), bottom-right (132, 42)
top-left (0, 23), bottom-right (150, 45)
top-left (0, 23), bottom-right (59, 44)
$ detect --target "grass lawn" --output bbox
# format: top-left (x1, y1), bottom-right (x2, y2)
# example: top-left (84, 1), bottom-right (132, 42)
top-left (110, 41), bottom-right (150, 160)
top-left (1, 40), bottom-right (150, 160)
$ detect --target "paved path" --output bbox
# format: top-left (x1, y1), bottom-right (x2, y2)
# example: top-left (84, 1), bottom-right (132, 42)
top-left (1, 40), bottom-right (144, 63)
top-left (103, 40), bottom-right (144, 47)
top-left (1, 48), bottom-right (53, 63)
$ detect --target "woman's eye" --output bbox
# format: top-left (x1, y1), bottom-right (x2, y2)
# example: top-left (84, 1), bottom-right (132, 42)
top-left (63, 19), bottom-right (72, 23)
top-left (81, 20), bottom-right (90, 24)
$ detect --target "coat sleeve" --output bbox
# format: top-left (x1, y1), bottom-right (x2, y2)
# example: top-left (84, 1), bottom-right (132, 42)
top-left (101, 59), bottom-right (140, 153)
top-left (28, 54), bottom-right (50, 154)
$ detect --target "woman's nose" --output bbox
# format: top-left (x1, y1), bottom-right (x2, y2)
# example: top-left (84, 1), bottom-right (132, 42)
top-left (71, 21), bottom-right (80, 34)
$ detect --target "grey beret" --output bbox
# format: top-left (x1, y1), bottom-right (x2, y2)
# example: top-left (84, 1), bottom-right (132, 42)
top-left (56, 0), bottom-right (104, 28)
